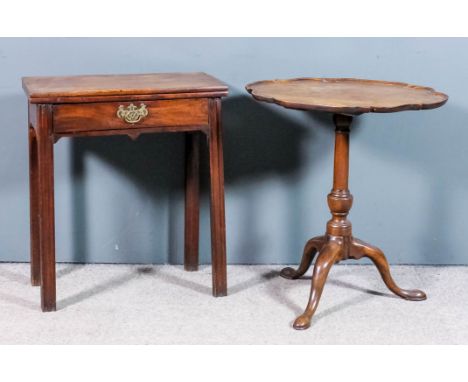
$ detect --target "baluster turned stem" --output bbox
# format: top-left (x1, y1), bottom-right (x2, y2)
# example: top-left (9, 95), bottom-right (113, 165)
top-left (332, 114), bottom-right (352, 191)
top-left (326, 114), bottom-right (354, 238)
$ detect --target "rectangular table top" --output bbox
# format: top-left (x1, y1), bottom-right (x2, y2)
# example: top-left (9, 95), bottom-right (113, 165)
top-left (23, 72), bottom-right (228, 103)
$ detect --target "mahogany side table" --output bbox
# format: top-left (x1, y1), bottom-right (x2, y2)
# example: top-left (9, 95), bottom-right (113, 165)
top-left (23, 72), bottom-right (228, 312)
top-left (246, 78), bottom-right (448, 330)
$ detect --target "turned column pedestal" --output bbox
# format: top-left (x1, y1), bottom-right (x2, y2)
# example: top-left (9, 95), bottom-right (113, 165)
top-left (280, 114), bottom-right (426, 330)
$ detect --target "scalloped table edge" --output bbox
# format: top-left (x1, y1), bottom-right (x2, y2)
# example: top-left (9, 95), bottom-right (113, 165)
top-left (245, 77), bottom-right (449, 115)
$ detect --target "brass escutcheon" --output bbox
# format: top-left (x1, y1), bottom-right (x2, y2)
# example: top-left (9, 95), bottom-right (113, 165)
top-left (116, 103), bottom-right (148, 124)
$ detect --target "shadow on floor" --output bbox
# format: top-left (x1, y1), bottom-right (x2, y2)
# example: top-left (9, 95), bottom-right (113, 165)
top-left (0, 264), bottom-right (421, 315)
top-left (58, 270), bottom-right (138, 310)
top-left (57, 265), bottom-right (279, 308)
top-left (155, 266), bottom-right (278, 296)
top-left (0, 291), bottom-right (38, 311)
top-left (265, 266), bottom-right (398, 325)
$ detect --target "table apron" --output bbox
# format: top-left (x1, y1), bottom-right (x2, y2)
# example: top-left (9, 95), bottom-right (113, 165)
top-left (52, 98), bottom-right (210, 135)
top-left (53, 124), bottom-right (209, 141)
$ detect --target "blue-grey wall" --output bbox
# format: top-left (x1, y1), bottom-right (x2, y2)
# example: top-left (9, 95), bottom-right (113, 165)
top-left (0, 38), bottom-right (466, 265)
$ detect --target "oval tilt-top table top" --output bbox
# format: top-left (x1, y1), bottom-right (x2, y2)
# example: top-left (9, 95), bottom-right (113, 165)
top-left (245, 78), bottom-right (448, 115)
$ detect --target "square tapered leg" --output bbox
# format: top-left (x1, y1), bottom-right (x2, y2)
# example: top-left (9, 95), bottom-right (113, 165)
top-left (208, 99), bottom-right (227, 297)
top-left (28, 123), bottom-right (41, 286)
top-left (36, 105), bottom-right (56, 312)
top-left (184, 132), bottom-right (201, 271)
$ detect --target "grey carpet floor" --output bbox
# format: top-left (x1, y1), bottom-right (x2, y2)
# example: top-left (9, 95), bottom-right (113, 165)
top-left (0, 263), bottom-right (466, 344)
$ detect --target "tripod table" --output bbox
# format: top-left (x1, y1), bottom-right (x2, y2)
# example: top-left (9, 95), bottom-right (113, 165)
top-left (246, 78), bottom-right (448, 330)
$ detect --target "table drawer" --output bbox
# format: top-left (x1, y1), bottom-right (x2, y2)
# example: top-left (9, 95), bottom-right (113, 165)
top-left (53, 98), bottom-right (209, 133)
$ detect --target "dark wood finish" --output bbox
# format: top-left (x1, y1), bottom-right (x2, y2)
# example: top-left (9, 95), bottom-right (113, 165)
top-left (21, 92), bottom-right (229, 105)
top-left (184, 132), bottom-right (200, 271)
top-left (282, 114), bottom-right (425, 330)
top-left (54, 124), bottom-right (207, 142)
top-left (24, 73), bottom-right (228, 311)
top-left (208, 98), bottom-right (227, 296)
top-left (246, 78), bottom-right (448, 330)
top-left (23, 72), bottom-right (228, 103)
top-left (246, 78), bottom-right (448, 114)
top-left (53, 99), bottom-right (208, 134)
top-left (36, 105), bottom-right (56, 312)
top-left (28, 122), bottom-right (40, 286)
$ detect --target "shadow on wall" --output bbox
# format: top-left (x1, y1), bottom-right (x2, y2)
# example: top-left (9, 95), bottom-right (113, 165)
top-left (58, 94), bottom-right (465, 265)
top-left (69, 133), bottom-right (185, 264)
top-left (223, 95), bottom-right (310, 182)
top-left (68, 92), bottom-right (317, 264)
top-left (220, 95), bottom-right (332, 264)
top-left (355, 104), bottom-right (468, 264)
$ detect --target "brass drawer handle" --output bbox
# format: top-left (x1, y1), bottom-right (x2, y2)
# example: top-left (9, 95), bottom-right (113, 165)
top-left (116, 103), bottom-right (148, 124)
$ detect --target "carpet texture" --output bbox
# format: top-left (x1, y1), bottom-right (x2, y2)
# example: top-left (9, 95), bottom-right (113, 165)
top-left (0, 263), bottom-right (466, 344)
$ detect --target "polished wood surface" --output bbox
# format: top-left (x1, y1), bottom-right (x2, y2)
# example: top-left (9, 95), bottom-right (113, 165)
top-left (36, 105), bottom-right (56, 311)
top-left (53, 98), bottom-right (208, 134)
top-left (246, 78), bottom-right (447, 330)
top-left (25, 73), bottom-right (228, 311)
top-left (28, 124), bottom-right (40, 286)
top-left (246, 78), bottom-right (448, 114)
top-left (280, 114), bottom-right (426, 330)
top-left (184, 132), bottom-right (201, 272)
top-left (208, 98), bottom-right (227, 296)
top-left (23, 72), bottom-right (228, 103)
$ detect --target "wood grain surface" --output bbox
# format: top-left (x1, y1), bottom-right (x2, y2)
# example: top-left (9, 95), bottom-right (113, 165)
top-left (25, 72), bottom-right (228, 311)
top-left (279, 114), bottom-right (428, 330)
top-left (23, 72), bottom-right (228, 103)
top-left (53, 99), bottom-right (208, 134)
top-left (246, 78), bottom-right (448, 114)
